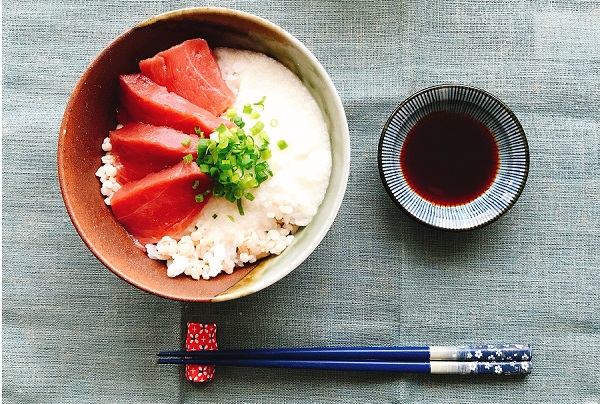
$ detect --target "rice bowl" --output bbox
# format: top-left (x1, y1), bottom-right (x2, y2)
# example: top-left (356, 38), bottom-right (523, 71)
top-left (58, 7), bottom-right (350, 301)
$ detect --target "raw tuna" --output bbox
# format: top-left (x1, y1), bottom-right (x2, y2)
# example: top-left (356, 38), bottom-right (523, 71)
top-left (110, 161), bottom-right (212, 245)
top-left (110, 122), bottom-right (199, 184)
top-left (139, 39), bottom-right (235, 116)
top-left (117, 73), bottom-right (233, 135)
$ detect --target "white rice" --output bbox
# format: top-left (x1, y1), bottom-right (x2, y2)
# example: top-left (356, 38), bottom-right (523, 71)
top-left (97, 48), bottom-right (331, 280)
top-left (95, 135), bottom-right (121, 205)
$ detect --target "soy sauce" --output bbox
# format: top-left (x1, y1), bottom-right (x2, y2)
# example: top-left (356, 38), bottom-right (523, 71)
top-left (400, 111), bottom-right (499, 206)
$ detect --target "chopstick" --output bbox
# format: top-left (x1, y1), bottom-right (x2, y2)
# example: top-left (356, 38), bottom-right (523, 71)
top-left (158, 358), bottom-right (531, 374)
top-left (158, 345), bottom-right (532, 375)
top-left (158, 344), bottom-right (531, 362)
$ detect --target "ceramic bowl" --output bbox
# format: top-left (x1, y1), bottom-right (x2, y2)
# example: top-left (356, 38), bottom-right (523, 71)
top-left (58, 8), bottom-right (350, 301)
top-left (378, 84), bottom-right (529, 230)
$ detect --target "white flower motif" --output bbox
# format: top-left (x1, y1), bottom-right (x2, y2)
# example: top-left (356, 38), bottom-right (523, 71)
top-left (466, 352), bottom-right (473, 359)
top-left (485, 363), bottom-right (493, 369)
top-left (469, 363), bottom-right (477, 372)
top-left (487, 345), bottom-right (495, 348)
top-left (522, 362), bottom-right (530, 371)
top-left (475, 350), bottom-right (483, 358)
top-left (496, 349), bottom-right (503, 356)
top-left (494, 365), bottom-right (503, 374)
top-left (522, 354), bottom-right (529, 360)
top-left (510, 361), bottom-right (516, 367)
top-left (488, 355), bottom-right (495, 360)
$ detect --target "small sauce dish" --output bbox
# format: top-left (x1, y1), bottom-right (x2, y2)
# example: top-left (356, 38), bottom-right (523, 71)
top-left (378, 84), bottom-right (529, 230)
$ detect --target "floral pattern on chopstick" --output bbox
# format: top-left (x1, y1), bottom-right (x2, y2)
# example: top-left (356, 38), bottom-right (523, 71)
top-left (459, 344), bottom-right (531, 361)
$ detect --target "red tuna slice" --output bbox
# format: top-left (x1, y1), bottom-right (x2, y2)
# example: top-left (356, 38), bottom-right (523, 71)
top-left (110, 160), bottom-right (211, 246)
top-left (110, 122), bottom-right (199, 184)
top-left (117, 74), bottom-right (233, 135)
top-left (139, 39), bottom-right (235, 116)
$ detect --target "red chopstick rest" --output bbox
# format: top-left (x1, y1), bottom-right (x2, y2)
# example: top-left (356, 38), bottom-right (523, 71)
top-left (185, 322), bottom-right (218, 382)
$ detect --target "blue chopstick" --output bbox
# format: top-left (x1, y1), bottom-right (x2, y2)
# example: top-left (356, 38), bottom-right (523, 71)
top-left (157, 357), bottom-right (531, 375)
top-left (158, 344), bottom-right (531, 362)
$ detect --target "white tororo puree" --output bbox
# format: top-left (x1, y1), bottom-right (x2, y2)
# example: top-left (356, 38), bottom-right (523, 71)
top-left (145, 48), bottom-right (332, 280)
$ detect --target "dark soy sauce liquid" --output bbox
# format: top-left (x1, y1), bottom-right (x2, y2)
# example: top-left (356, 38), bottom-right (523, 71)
top-left (400, 110), bottom-right (499, 206)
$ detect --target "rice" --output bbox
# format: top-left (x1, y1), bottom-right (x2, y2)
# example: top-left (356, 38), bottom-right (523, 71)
top-left (97, 48), bottom-right (331, 280)
top-left (95, 135), bottom-right (121, 205)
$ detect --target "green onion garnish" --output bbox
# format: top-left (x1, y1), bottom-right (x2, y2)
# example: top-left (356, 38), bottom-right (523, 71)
top-left (212, 214), bottom-right (218, 219)
top-left (253, 96), bottom-right (266, 109)
top-left (183, 154), bottom-right (193, 163)
top-left (189, 111), bottom-right (274, 214)
top-left (195, 194), bottom-right (204, 203)
top-left (277, 140), bottom-right (288, 150)
top-left (260, 149), bottom-right (272, 160)
top-left (192, 179), bottom-right (200, 189)
top-left (243, 104), bottom-right (253, 114)
top-left (194, 126), bottom-right (204, 136)
top-left (181, 138), bottom-right (192, 147)
top-left (250, 121), bottom-right (265, 135)
top-left (232, 116), bottom-right (245, 128)
top-left (270, 119), bottom-right (278, 127)
top-left (226, 108), bottom-right (237, 118)
top-left (227, 215), bottom-right (235, 222)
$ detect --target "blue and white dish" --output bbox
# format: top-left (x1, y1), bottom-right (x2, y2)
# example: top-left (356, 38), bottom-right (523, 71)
top-left (378, 84), bottom-right (529, 231)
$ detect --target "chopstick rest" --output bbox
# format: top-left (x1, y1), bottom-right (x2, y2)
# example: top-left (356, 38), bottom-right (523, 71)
top-left (184, 323), bottom-right (217, 383)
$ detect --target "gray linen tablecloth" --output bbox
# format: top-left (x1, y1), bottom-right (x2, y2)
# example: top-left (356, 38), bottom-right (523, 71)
top-left (3, 0), bottom-right (599, 402)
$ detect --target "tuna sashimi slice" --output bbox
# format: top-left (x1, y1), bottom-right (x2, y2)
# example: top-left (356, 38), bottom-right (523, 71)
top-left (110, 122), bottom-right (199, 184)
top-left (117, 74), bottom-right (233, 135)
top-left (139, 39), bottom-right (235, 116)
top-left (110, 161), bottom-right (211, 245)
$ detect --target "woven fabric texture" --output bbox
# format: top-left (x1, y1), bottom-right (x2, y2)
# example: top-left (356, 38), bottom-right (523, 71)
top-left (3, 0), bottom-right (599, 402)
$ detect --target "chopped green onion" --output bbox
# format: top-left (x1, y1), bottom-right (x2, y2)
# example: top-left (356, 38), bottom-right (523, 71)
top-left (232, 116), bottom-right (245, 128)
top-left (225, 192), bottom-right (236, 203)
top-left (197, 138), bottom-right (209, 154)
top-left (253, 96), bottom-right (266, 109)
top-left (270, 119), bottom-right (278, 127)
top-left (259, 132), bottom-right (269, 144)
top-left (256, 170), bottom-right (269, 184)
top-left (183, 154), bottom-right (193, 163)
top-left (181, 138), bottom-right (192, 147)
top-left (227, 215), bottom-right (235, 222)
top-left (236, 199), bottom-right (244, 216)
top-left (192, 179), bottom-right (200, 189)
top-left (194, 126), bottom-right (204, 136)
top-left (212, 214), bottom-right (218, 219)
top-left (277, 139), bottom-right (288, 150)
top-left (250, 121), bottom-right (265, 135)
top-left (185, 102), bottom-right (275, 212)
top-left (260, 149), bottom-right (272, 160)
